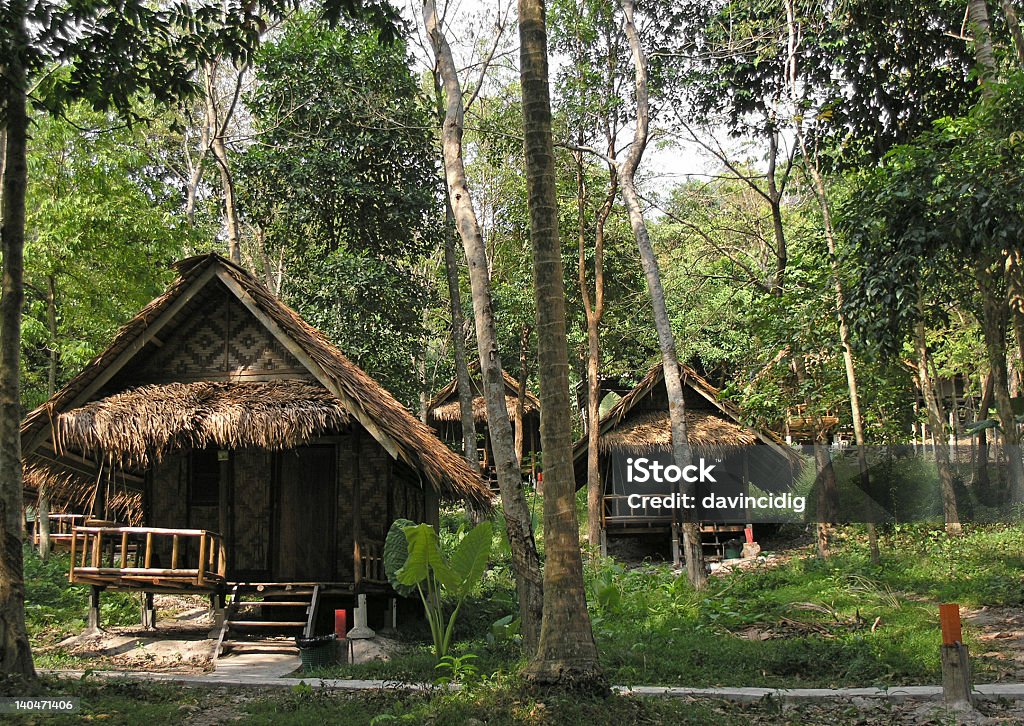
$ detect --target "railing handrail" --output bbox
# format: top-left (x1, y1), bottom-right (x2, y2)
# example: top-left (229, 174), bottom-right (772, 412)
top-left (73, 525), bottom-right (221, 538)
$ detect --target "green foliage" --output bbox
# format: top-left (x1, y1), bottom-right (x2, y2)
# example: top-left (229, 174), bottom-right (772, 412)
top-left (240, 13), bottom-right (439, 405)
top-left (24, 547), bottom-right (138, 656)
top-left (841, 74), bottom-right (1024, 356)
top-left (433, 652), bottom-right (479, 686)
top-left (390, 520), bottom-right (494, 661)
top-left (21, 105), bottom-right (192, 407)
top-left (384, 518), bottom-right (417, 598)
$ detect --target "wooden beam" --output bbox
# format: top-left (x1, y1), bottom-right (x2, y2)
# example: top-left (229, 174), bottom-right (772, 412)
top-left (24, 266), bottom-right (219, 457)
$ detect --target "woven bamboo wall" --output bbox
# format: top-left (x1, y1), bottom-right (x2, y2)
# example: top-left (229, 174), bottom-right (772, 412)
top-left (120, 282), bottom-right (309, 384)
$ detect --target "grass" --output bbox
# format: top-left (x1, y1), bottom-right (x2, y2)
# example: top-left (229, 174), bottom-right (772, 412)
top-left (23, 518), bottom-right (1024, 689)
top-left (0, 675), bottom-right (805, 725)
top-left (305, 521), bottom-right (1024, 689)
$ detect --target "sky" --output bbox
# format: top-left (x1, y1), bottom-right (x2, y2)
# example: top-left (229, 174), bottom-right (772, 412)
top-left (397, 0), bottom-right (725, 193)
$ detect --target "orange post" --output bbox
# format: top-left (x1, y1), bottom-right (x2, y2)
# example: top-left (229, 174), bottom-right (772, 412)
top-left (939, 603), bottom-right (962, 645)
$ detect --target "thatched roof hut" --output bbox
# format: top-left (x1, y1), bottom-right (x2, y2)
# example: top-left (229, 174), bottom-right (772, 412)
top-left (22, 253), bottom-right (493, 513)
top-left (574, 360), bottom-right (802, 489)
top-left (426, 364), bottom-right (541, 482)
top-left (427, 368), bottom-right (540, 424)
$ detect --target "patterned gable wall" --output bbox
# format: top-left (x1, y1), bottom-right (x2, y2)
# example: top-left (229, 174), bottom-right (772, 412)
top-left (120, 281), bottom-right (309, 385)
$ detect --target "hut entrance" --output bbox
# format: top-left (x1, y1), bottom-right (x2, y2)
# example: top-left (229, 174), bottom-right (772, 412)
top-left (276, 445), bottom-right (336, 581)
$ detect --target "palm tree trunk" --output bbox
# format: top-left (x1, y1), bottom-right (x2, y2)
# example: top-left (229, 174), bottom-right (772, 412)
top-left (0, 15), bottom-right (37, 675)
top-left (618, 0), bottom-right (706, 589)
top-left (424, 0), bottom-right (544, 656)
top-left (517, 0), bottom-right (604, 690)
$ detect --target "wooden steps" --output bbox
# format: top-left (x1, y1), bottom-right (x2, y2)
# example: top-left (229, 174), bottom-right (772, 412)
top-left (213, 584), bottom-right (322, 663)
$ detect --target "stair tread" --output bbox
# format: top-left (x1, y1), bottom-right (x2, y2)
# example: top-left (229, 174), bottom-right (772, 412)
top-left (228, 620), bottom-right (306, 627)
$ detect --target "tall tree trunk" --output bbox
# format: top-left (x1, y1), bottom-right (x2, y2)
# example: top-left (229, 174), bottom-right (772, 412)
top-left (443, 202), bottom-right (477, 467)
top-left (969, 0), bottom-right (998, 89)
top-left (784, 0), bottom-right (880, 561)
top-left (914, 318), bottom-right (962, 533)
top-left (976, 261), bottom-right (1024, 502)
top-left (0, 19), bottom-right (36, 675)
top-left (1002, 0), bottom-right (1024, 67)
top-left (578, 152), bottom-right (615, 556)
top-left (975, 372), bottom-right (993, 498)
top-left (765, 131), bottom-right (787, 291)
top-left (793, 136), bottom-right (881, 561)
top-left (424, 0), bottom-right (544, 656)
top-left (37, 275), bottom-right (59, 561)
top-left (518, 0), bottom-right (604, 690)
top-left (204, 61), bottom-right (242, 265)
top-left (618, 0), bottom-right (706, 589)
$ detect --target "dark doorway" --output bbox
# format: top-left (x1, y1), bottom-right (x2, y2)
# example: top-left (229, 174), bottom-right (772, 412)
top-left (276, 445), bottom-right (336, 581)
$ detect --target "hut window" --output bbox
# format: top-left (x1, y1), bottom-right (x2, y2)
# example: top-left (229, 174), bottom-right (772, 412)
top-left (190, 448), bottom-right (221, 506)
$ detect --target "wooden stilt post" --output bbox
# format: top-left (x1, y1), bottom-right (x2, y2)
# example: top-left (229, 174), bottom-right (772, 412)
top-left (141, 592), bottom-right (156, 629)
top-left (939, 603), bottom-right (974, 708)
top-left (87, 586), bottom-right (102, 632)
top-left (670, 521), bottom-right (681, 567)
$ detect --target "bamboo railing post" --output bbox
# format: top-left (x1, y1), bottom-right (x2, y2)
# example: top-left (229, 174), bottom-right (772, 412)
top-left (68, 530), bottom-right (77, 582)
top-left (92, 531), bottom-right (102, 568)
top-left (120, 532), bottom-right (128, 568)
top-left (80, 533), bottom-right (89, 567)
top-left (144, 532), bottom-right (153, 569)
top-left (171, 535), bottom-right (179, 570)
top-left (197, 534), bottom-right (207, 586)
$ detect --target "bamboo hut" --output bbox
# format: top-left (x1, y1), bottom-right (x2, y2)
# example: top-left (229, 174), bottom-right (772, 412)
top-left (21, 253), bottom-right (491, 644)
top-left (573, 362), bottom-right (801, 559)
top-left (426, 364), bottom-right (541, 486)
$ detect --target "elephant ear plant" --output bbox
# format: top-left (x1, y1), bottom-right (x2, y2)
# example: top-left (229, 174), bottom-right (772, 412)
top-left (384, 519), bottom-right (493, 661)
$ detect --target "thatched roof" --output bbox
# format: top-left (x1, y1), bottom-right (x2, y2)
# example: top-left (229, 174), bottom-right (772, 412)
top-left (599, 410), bottom-right (758, 457)
top-left (427, 367), bottom-right (539, 424)
top-left (24, 461), bottom-right (143, 525)
top-left (574, 361), bottom-right (801, 487)
top-left (22, 253), bottom-right (492, 509)
top-left (55, 381), bottom-right (350, 469)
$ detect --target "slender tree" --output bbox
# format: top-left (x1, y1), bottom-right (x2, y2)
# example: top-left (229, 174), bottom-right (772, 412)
top-left (423, 0), bottom-right (545, 655)
top-left (617, 0), bottom-right (706, 589)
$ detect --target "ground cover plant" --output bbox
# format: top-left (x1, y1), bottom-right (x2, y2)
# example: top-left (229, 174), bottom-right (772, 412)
top-left (305, 519), bottom-right (1023, 688)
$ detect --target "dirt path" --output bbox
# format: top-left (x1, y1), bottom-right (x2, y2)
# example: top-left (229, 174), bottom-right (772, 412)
top-left (965, 606), bottom-right (1024, 682)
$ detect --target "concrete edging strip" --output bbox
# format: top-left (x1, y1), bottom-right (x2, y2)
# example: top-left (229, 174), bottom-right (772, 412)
top-left (40, 670), bottom-right (1024, 703)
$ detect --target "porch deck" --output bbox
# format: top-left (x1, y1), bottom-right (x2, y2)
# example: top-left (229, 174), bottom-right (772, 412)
top-left (68, 524), bottom-right (388, 594)
top-left (32, 513), bottom-right (86, 550)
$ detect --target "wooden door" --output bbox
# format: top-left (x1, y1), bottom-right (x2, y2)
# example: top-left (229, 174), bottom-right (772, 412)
top-left (276, 445), bottom-right (336, 581)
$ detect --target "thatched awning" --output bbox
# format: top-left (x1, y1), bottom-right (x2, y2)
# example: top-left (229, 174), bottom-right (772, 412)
top-left (430, 395), bottom-right (538, 423)
top-left (599, 409), bottom-right (758, 457)
top-left (55, 380), bottom-right (350, 469)
top-left (24, 460), bottom-right (143, 524)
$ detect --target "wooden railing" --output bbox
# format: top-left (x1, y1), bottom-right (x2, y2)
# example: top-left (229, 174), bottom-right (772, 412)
top-left (31, 514), bottom-right (85, 549)
top-left (68, 526), bottom-right (225, 590)
top-left (355, 541), bottom-right (385, 585)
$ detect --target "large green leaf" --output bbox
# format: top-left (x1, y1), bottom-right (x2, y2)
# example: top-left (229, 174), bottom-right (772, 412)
top-left (448, 521), bottom-right (493, 598)
top-left (396, 523), bottom-right (458, 590)
top-left (383, 518), bottom-right (416, 597)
